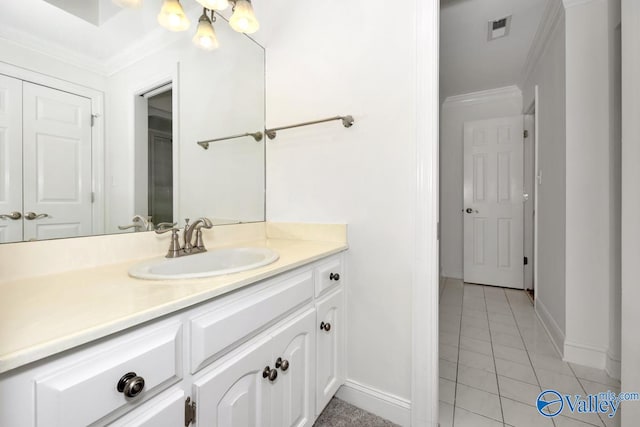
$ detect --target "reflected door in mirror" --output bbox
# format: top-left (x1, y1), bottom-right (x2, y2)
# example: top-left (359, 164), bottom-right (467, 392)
top-left (0, 79), bottom-right (94, 243)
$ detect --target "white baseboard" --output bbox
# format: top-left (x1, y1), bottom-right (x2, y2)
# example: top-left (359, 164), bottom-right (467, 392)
top-left (335, 380), bottom-right (411, 427)
top-left (606, 350), bottom-right (621, 380)
top-left (564, 341), bottom-right (608, 370)
top-left (534, 298), bottom-right (565, 357)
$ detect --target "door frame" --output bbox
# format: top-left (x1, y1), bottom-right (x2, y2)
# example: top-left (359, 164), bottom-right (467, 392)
top-left (525, 86), bottom-right (540, 302)
top-left (413, 1), bottom-right (440, 426)
top-left (131, 66), bottom-right (180, 226)
top-left (0, 62), bottom-right (105, 235)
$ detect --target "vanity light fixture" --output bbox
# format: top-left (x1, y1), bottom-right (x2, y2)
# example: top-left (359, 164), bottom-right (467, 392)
top-left (158, 0), bottom-right (191, 32)
top-left (114, 0), bottom-right (259, 50)
top-left (193, 9), bottom-right (220, 50)
top-left (196, 0), bottom-right (229, 11)
top-left (228, 0), bottom-right (259, 34)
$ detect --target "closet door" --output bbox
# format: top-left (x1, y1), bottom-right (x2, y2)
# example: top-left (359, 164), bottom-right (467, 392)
top-left (22, 82), bottom-right (93, 241)
top-left (0, 75), bottom-right (23, 243)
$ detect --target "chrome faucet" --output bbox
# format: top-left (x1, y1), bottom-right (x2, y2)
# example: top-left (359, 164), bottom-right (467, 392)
top-left (156, 217), bottom-right (214, 258)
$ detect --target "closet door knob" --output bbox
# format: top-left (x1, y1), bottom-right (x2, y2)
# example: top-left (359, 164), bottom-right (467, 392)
top-left (117, 372), bottom-right (145, 398)
top-left (329, 272), bottom-right (340, 281)
top-left (275, 357), bottom-right (290, 371)
top-left (24, 212), bottom-right (49, 220)
top-left (320, 321), bottom-right (331, 332)
top-left (0, 211), bottom-right (21, 220)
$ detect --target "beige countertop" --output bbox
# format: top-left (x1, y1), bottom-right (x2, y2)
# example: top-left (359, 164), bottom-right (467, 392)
top-left (0, 223), bottom-right (347, 375)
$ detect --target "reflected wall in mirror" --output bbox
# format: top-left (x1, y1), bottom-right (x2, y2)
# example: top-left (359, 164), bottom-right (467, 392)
top-left (0, 0), bottom-right (265, 244)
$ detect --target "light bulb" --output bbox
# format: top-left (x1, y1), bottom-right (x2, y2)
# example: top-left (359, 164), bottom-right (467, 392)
top-left (158, 0), bottom-right (190, 32)
top-left (195, 0), bottom-right (229, 11)
top-left (229, 0), bottom-right (260, 34)
top-left (193, 12), bottom-right (220, 51)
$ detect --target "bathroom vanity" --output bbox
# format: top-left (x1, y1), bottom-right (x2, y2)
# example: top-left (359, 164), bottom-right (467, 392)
top-left (0, 223), bottom-right (347, 427)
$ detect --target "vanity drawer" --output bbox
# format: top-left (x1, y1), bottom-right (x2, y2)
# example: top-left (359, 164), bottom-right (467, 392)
top-left (190, 270), bottom-right (314, 373)
top-left (314, 255), bottom-right (343, 297)
top-left (35, 322), bottom-right (183, 427)
top-left (108, 389), bottom-right (185, 427)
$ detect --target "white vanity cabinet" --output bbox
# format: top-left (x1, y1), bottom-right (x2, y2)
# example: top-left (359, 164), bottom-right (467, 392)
top-left (193, 308), bottom-right (316, 427)
top-left (0, 253), bottom-right (345, 427)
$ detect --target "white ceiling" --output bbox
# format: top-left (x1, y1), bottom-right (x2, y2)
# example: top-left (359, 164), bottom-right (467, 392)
top-left (440, 0), bottom-right (549, 101)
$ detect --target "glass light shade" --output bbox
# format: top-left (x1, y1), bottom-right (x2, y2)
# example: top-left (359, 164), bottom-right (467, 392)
top-left (112, 0), bottom-right (143, 8)
top-left (157, 0), bottom-right (190, 32)
top-left (193, 14), bottom-right (220, 51)
top-left (195, 0), bottom-right (229, 11)
top-left (229, 0), bottom-right (260, 34)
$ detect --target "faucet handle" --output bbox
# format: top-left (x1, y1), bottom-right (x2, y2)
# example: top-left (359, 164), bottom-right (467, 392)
top-left (155, 226), bottom-right (179, 234)
top-left (156, 222), bottom-right (177, 231)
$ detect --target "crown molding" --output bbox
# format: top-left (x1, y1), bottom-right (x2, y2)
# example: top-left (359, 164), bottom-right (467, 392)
top-left (442, 85), bottom-right (522, 107)
top-left (521, 0), bottom-right (565, 87)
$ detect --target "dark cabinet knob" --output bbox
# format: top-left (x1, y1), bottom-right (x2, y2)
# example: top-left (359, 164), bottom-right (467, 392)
top-left (466, 208), bottom-right (473, 214)
top-left (262, 366), bottom-right (278, 381)
top-left (275, 357), bottom-right (290, 371)
top-left (320, 321), bottom-right (331, 332)
top-left (329, 272), bottom-right (340, 281)
top-left (117, 372), bottom-right (145, 398)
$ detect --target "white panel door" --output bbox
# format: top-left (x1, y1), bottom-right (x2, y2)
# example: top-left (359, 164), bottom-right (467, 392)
top-left (463, 116), bottom-right (524, 289)
top-left (0, 75), bottom-right (23, 243)
top-left (22, 82), bottom-right (93, 241)
top-left (270, 309), bottom-right (315, 427)
top-left (193, 337), bottom-right (272, 427)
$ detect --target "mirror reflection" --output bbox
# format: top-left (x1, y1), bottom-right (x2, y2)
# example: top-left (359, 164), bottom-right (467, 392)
top-left (0, 0), bottom-right (265, 244)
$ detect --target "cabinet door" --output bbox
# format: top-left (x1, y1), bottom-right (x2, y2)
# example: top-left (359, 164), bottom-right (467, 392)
top-left (193, 337), bottom-right (272, 427)
top-left (270, 308), bottom-right (316, 427)
top-left (315, 288), bottom-right (345, 414)
top-left (0, 74), bottom-right (22, 243)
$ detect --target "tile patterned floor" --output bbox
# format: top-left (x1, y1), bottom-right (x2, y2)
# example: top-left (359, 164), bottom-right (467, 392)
top-left (439, 278), bottom-right (621, 427)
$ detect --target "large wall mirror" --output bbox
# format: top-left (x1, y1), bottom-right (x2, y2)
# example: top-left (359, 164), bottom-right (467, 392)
top-left (0, 0), bottom-right (265, 244)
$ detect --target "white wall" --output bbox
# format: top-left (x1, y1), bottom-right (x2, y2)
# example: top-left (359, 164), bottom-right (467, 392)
top-left (105, 19), bottom-right (265, 232)
top-left (440, 87), bottom-right (522, 279)
top-left (607, 0), bottom-right (622, 380)
top-left (0, 38), bottom-right (106, 91)
top-left (522, 8), bottom-right (567, 352)
top-left (621, 0), bottom-right (640, 422)
top-left (563, 0), bottom-right (615, 369)
top-left (260, 0), bottom-right (425, 418)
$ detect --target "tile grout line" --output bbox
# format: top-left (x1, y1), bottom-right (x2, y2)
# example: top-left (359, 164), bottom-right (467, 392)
top-left (451, 279), bottom-right (464, 427)
top-left (504, 288), bottom-right (559, 427)
top-left (483, 285), bottom-right (507, 426)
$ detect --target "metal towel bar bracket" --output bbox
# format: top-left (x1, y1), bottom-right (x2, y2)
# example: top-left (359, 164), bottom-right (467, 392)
top-left (265, 115), bottom-right (354, 140)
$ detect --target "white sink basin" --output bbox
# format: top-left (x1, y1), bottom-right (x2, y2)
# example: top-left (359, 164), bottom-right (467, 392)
top-left (129, 247), bottom-right (280, 280)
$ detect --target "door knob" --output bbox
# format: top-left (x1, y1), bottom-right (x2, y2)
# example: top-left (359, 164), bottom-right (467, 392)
top-left (320, 321), bottom-right (331, 332)
top-left (329, 272), bottom-right (340, 281)
top-left (0, 211), bottom-right (21, 220)
top-left (24, 212), bottom-right (49, 220)
top-left (465, 208), bottom-right (478, 214)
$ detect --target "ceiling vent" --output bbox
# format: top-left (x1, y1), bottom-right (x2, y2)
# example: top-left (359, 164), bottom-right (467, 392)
top-left (488, 15), bottom-right (512, 41)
